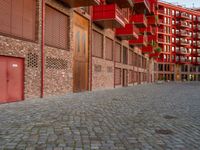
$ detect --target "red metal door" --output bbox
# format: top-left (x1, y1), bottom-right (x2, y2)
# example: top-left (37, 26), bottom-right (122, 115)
top-left (0, 57), bottom-right (8, 103)
top-left (0, 56), bottom-right (24, 103)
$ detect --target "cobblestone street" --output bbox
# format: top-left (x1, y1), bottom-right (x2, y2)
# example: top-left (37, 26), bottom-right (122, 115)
top-left (0, 82), bottom-right (200, 150)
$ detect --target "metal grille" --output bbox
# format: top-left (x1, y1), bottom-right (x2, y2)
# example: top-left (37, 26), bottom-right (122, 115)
top-left (46, 57), bottom-right (68, 70)
top-left (92, 30), bottom-right (103, 58)
top-left (105, 37), bottom-right (113, 60)
top-left (107, 66), bottom-right (113, 73)
top-left (27, 53), bottom-right (38, 68)
top-left (115, 68), bottom-right (121, 85)
top-left (94, 64), bottom-right (101, 72)
top-left (45, 5), bottom-right (69, 50)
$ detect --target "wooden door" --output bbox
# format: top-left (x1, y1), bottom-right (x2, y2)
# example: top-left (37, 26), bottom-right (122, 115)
top-left (0, 56), bottom-right (24, 103)
top-left (73, 13), bottom-right (89, 92)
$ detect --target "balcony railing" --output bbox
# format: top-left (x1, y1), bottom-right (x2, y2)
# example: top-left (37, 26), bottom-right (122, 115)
top-left (158, 28), bottom-right (165, 33)
top-left (180, 31), bottom-right (190, 37)
top-left (180, 21), bottom-right (190, 28)
top-left (142, 46), bottom-right (153, 53)
top-left (147, 16), bottom-right (158, 26)
top-left (180, 40), bottom-right (190, 46)
top-left (106, 0), bottom-right (133, 8)
top-left (130, 14), bottom-right (147, 28)
top-left (180, 13), bottom-right (190, 20)
top-left (129, 35), bottom-right (148, 46)
top-left (197, 42), bottom-right (200, 47)
top-left (139, 26), bottom-right (153, 35)
top-left (197, 34), bottom-right (200, 39)
top-left (147, 35), bottom-right (157, 43)
top-left (158, 10), bottom-right (164, 14)
top-left (62, 0), bottom-right (100, 7)
top-left (134, 0), bottom-right (150, 14)
top-left (93, 4), bottom-right (126, 28)
top-left (158, 38), bottom-right (164, 43)
top-left (115, 24), bottom-right (139, 40)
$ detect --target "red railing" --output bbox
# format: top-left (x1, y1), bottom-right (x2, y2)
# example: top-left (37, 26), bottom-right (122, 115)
top-left (93, 4), bottom-right (126, 28)
top-left (130, 14), bottom-right (147, 27)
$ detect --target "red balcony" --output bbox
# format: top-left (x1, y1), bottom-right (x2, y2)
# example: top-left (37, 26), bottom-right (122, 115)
top-left (148, 35), bottom-right (157, 43)
top-left (180, 21), bottom-right (190, 28)
top-left (93, 4), bottom-right (126, 28)
top-left (180, 40), bottom-right (190, 46)
top-left (179, 31), bottom-right (190, 37)
top-left (158, 10), bottom-right (164, 15)
top-left (139, 26), bottom-right (153, 35)
top-left (115, 24), bottom-right (139, 40)
top-left (147, 16), bottom-right (158, 26)
top-left (130, 14), bottom-right (147, 28)
top-left (62, 0), bottom-right (100, 7)
top-left (134, 0), bottom-right (150, 14)
top-left (179, 13), bottom-right (190, 20)
top-left (158, 38), bottom-right (164, 44)
top-left (106, 0), bottom-right (133, 8)
top-left (158, 28), bottom-right (165, 34)
top-left (149, 52), bottom-right (160, 58)
top-left (197, 42), bottom-right (200, 48)
top-left (129, 35), bottom-right (148, 46)
top-left (142, 46), bottom-right (153, 53)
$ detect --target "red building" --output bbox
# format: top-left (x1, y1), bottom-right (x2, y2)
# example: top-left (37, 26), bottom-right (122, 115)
top-left (0, 0), bottom-right (199, 104)
top-left (155, 1), bottom-right (200, 81)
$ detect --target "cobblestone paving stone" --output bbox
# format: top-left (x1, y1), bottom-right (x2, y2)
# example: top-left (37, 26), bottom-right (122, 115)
top-left (0, 82), bottom-right (200, 150)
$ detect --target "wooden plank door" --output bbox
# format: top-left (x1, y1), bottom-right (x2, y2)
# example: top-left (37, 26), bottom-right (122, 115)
top-left (73, 13), bottom-right (89, 92)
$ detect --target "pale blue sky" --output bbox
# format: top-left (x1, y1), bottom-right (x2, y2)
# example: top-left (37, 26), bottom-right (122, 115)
top-left (163, 0), bottom-right (200, 8)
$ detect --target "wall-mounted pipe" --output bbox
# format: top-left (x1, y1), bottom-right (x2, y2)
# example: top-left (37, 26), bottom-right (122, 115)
top-left (41, 0), bottom-right (45, 98)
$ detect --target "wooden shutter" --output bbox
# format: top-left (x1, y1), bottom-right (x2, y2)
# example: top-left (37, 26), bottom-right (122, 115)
top-left (0, 0), bottom-right (11, 33)
top-left (23, 0), bottom-right (36, 40)
top-left (129, 50), bottom-right (133, 65)
top-left (115, 68), bottom-right (121, 85)
top-left (45, 6), bottom-right (53, 46)
top-left (11, 0), bottom-right (23, 37)
top-left (115, 43), bottom-right (121, 62)
top-left (92, 30), bottom-right (103, 58)
top-left (0, 0), bottom-right (36, 40)
top-left (129, 70), bottom-right (133, 83)
top-left (45, 5), bottom-right (68, 49)
top-left (105, 37), bottom-right (113, 60)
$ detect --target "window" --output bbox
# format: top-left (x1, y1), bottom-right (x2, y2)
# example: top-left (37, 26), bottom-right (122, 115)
top-left (45, 5), bottom-right (69, 49)
top-left (115, 43), bottom-right (121, 62)
top-left (172, 10), bottom-right (174, 16)
top-left (105, 37), bottom-right (113, 60)
top-left (123, 47), bottom-right (128, 64)
top-left (0, 0), bottom-right (36, 40)
top-left (92, 30), bottom-right (103, 58)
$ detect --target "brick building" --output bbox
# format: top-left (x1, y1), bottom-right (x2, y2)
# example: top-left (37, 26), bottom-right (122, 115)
top-left (0, 0), bottom-right (199, 104)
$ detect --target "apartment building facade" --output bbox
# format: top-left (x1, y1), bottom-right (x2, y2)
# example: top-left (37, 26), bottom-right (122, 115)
top-left (155, 1), bottom-right (200, 81)
top-left (0, 0), bottom-right (159, 103)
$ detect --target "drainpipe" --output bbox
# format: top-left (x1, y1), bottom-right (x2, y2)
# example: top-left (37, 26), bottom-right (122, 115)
top-left (41, 0), bottom-right (45, 98)
top-left (89, 6), bottom-right (93, 91)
